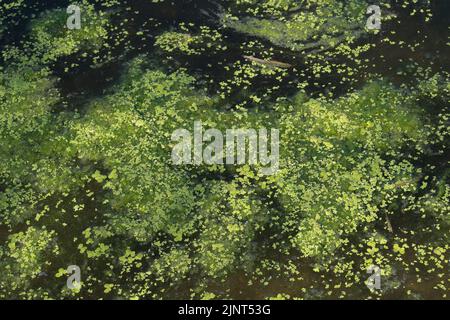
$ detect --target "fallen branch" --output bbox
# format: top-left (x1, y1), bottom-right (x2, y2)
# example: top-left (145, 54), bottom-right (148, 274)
top-left (243, 55), bottom-right (293, 68)
top-left (385, 214), bottom-right (394, 233)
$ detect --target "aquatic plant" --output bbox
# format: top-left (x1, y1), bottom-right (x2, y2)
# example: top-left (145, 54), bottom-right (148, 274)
top-left (0, 0), bottom-right (448, 300)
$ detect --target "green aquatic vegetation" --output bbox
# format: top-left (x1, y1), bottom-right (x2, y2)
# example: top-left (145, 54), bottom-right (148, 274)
top-left (29, 6), bottom-right (107, 60)
top-left (274, 81), bottom-right (426, 258)
top-left (156, 24), bottom-right (226, 56)
top-left (2, 3), bottom-right (110, 69)
top-left (223, 0), bottom-right (369, 53)
top-left (0, 0), bottom-right (448, 300)
top-left (0, 66), bottom-right (64, 226)
top-left (69, 64), bottom-right (203, 242)
top-left (0, 227), bottom-right (59, 298)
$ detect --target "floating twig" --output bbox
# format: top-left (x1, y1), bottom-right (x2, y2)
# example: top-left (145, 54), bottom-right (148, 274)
top-left (243, 55), bottom-right (293, 69)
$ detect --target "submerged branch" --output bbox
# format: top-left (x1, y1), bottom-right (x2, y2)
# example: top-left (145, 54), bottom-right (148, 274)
top-left (243, 55), bottom-right (293, 68)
